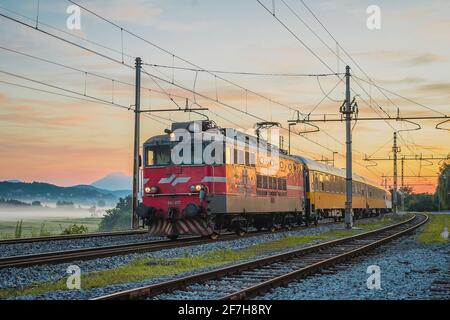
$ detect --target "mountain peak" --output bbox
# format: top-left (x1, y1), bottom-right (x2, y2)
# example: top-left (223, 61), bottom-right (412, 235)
top-left (91, 172), bottom-right (132, 191)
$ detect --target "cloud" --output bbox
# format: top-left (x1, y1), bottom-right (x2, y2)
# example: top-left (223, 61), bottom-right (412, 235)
top-left (416, 83), bottom-right (450, 94)
top-left (405, 53), bottom-right (446, 66)
top-left (376, 77), bottom-right (426, 85)
top-left (77, 0), bottom-right (163, 26)
top-left (353, 51), bottom-right (446, 66)
top-left (76, 0), bottom-right (209, 32)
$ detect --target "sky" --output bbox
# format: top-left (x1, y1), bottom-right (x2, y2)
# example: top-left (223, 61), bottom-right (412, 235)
top-left (0, 0), bottom-right (448, 192)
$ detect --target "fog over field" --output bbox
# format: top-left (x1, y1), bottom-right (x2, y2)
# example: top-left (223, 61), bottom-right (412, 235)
top-left (0, 206), bottom-right (109, 221)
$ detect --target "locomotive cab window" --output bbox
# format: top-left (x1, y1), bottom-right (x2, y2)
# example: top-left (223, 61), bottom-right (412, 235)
top-left (145, 146), bottom-right (171, 166)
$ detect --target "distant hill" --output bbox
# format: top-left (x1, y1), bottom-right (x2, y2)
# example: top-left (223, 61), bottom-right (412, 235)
top-left (91, 172), bottom-right (132, 191)
top-left (0, 181), bottom-right (130, 206)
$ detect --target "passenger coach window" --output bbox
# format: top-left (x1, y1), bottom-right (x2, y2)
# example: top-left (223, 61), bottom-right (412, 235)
top-left (257, 175), bottom-right (262, 188)
top-left (262, 175), bottom-right (268, 189)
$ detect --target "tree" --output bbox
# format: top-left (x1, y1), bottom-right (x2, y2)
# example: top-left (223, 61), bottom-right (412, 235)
top-left (98, 195), bottom-right (132, 231)
top-left (56, 200), bottom-right (75, 208)
top-left (31, 201), bottom-right (42, 206)
top-left (404, 193), bottom-right (437, 212)
top-left (435, 163), bottom-right (449, 210)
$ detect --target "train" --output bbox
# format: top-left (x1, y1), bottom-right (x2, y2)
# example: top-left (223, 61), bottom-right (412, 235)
top-left (137, 120), bottom-right (392, 239)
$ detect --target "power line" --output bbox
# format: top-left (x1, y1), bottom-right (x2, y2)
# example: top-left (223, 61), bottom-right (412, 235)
top-left (144, 63), bottom-right (343, 77)
top-left (0, 80), bottom-right (124, 109)
top-left (352, 75), bottom-right (447, 116)
top-left (256, 0), bottom-right (335, 73)
top-left (0, 44), bottom-right (225, 123)
top-left (0, 69), bottom-right (132, 111)
top-left (5, 0), bottom-right (347, 158)
top-left (0, 1), bottom-right (384, 176)
top-left (0, 79), bottom-right (172, 129)
top-left (297, 0), bottom-right (400, 116)
top-left (0, 5), bottom-right (136, 62)
top-left (67, 0), bottom-right (310, 118)
top-left (141, 66), bottom-right (385, 177)
top-left (0, 12), bottom-right (132, 70)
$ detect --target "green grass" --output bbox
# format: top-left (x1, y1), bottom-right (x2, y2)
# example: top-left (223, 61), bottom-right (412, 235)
top-left (0, 217), bottom-right (102, 239)
top-left (0, 214), bottom-right (406, 298)
top-left (417, 213), bottom-right (449, 244)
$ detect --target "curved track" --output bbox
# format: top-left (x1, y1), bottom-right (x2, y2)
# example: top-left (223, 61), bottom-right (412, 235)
top-left (92, 214), bottom-right (428, 300)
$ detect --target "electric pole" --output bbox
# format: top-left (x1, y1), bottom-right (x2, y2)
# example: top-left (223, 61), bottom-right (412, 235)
top-left (401, 156), bottom-right (405, 212)
top-left (392, 131), bottom-right (398, 215)
top-left (342, 66), bottom-right (354, 229)
top-left (132, 57), bottom-right (142, 229)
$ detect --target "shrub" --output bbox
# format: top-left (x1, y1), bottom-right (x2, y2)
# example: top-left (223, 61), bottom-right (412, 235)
top-left (99, 195), bottom-right (132, 231)
top-left (61, 224), bottom-right (89, 235)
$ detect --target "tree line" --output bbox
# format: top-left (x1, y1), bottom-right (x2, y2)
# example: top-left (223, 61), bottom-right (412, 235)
top-left (401, 163), bottom-right (449, 212)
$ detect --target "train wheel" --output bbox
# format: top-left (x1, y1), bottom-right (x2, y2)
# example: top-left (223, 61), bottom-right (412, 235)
top-left (269, 226), bottom-right (276, 233)
top-left (314, 218), bottom-right (319, 226)
top-left (235, 229), bottom-right (246, 237)
top-left (210, 232), bottom-right (220, 240)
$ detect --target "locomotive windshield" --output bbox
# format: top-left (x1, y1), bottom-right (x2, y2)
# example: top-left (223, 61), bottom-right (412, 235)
top-left (145, 146), bottom-right (171, 166)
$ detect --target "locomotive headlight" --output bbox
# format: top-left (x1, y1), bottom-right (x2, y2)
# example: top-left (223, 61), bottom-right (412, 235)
top-left (189, 184), bottom-right (203, 192)
top-left (145, 186), bottom-right (159, 194)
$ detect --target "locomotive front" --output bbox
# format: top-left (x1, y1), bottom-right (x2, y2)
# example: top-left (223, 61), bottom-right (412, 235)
top-left (137, 121), bottom-right (224, 239)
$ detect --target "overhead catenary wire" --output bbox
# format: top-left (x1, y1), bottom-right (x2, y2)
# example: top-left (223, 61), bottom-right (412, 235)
top-left (0, 69), bottom-right (133, 111)
top-left (0, 1), bottom-right (392, 176)
top-left (261, 0), bottom-right (426, 158)
top-left (0, 5), bottom-right (136, 62)
top-left (352, 75), bottom-right (447, 117)
top-left (144, 63), bottom-right (343, 78)
top-left (1, 1), bottom-right (351, 159)
top-left (66, 0), bottom-right (310, 118)
top-left (0, 79), bottom-right (170, 129)
top-left (0, 13), bottom-right (134, 71)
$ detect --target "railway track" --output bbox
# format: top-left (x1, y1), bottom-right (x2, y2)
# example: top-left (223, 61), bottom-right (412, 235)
top-left (0, 229), bottom-right (147, 245)
top-left (0, 217), bottom-right (352, 269)
top-left (0, 235), bottom-right (210, 269)
top-left (429, 268), bottom-right (450, 300)
top-left (92, 213), bottom-right (428, 300)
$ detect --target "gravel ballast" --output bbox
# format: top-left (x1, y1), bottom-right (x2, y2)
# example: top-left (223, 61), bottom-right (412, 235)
top-left (257, 237), bottom-right (449, 300)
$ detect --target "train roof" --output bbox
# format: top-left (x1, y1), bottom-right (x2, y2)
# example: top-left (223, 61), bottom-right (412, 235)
top-left (295, 156), bottom-right (383, 190)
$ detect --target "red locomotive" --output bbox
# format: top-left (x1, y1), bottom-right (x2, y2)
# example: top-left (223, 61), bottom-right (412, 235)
top-left (137, 120), bottom-right (391, 239)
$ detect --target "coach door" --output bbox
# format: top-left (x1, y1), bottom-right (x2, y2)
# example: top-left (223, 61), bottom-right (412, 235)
top-left (303, 167), bottom-right (311, 218)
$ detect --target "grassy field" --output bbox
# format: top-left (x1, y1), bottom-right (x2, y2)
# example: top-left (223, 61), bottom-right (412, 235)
top-left (0, 217), bottom-right (102, 239)
top-left (417, 213), bottom-right (449, 244)
top-left (0, 214), bottom-right (409, 298)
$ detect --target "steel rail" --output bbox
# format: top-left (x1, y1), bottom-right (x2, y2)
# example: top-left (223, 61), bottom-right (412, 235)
top-left (0, 235), bottom-right (210, 269)
top-left (92, 214), bottom-right (427, 300)
top-left (0, 229), bottom-right (148, 245)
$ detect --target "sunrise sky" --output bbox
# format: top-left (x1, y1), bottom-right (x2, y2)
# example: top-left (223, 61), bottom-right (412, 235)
top-left (0, 0), bottom-right (448, 192)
